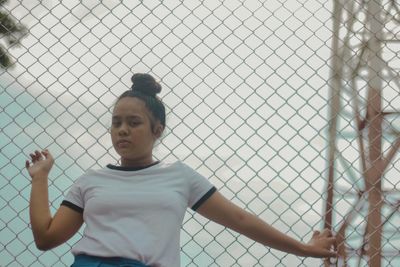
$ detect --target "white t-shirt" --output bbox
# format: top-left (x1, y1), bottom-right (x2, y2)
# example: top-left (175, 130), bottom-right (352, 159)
top-left (62, 160), bottom-right (216, 267)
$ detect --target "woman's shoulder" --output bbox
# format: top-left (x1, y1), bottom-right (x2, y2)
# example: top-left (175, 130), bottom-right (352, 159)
top-left (158, 159), bottom-right (193, 171)
top-left (72, 167), bottom-right (107, 182)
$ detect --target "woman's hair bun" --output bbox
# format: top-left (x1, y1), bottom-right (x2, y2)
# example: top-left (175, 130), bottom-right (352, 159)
top-left (131, 73), bottom-right (161, 97)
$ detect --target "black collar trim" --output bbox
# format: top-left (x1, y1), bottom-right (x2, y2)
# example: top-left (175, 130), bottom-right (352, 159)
top-left (106, 161), bottom-right (160, 171)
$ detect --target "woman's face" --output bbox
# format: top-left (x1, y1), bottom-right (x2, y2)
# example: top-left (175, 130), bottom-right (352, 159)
top-left (110, 97), bottom-right (162, 167)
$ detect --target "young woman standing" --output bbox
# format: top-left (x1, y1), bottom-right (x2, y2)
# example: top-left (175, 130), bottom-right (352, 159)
top-left (26, 73), bottom-right (336, 267)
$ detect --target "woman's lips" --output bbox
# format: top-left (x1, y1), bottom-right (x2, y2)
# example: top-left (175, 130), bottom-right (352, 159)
top-left (117, 140), bottom-right (131, 148)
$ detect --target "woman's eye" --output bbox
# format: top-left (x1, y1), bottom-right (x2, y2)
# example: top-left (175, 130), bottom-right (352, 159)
top-left (112, 121), bottom-right (121, 127)
top-left (129, 121), bottom-right (140, 126)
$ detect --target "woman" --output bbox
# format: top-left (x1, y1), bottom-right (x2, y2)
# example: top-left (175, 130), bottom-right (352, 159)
top-left (26, 73), bottom-right (336, 267)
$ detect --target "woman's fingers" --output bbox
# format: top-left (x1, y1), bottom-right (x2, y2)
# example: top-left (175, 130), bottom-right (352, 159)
top-left (320, 228), bottom-right (332, 237)
top-left (42, 149), bottom-right (51, 159)
top-left (35, 150), bottom-right (42, 160)
top-left (311, 229), bottom-right (333, 241)
top-left (309, 229), bottom-right (337, 258)
top-left (323, 236), bottom-right (336, 248)
top-left (312, 230), bottom-right (320, 237)
top-left (30, 153), bottom-right (36, 163)
top-left (26, 149), bottom-right (54, 179)
top-left (28, 149), bottom-right (49, 164)
top-left (327, 249), bottom-right (337, 257)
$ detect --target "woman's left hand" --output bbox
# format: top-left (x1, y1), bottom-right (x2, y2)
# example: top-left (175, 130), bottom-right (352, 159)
top-left (304, 228), bottom-right (337, 258)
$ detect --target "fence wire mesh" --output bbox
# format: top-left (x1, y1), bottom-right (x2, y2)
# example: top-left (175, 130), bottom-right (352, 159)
top-left (0, 0), bottom-right (399, 266)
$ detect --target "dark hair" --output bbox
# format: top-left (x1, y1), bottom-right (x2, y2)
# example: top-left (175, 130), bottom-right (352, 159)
top-left (117, 73), bottom-right (166, 129)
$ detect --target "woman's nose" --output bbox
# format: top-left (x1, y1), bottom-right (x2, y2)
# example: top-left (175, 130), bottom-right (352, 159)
top-left (118, 123), bottom-right (129, 135)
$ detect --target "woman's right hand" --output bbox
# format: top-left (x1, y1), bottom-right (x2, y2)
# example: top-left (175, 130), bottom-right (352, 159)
top-left (25, 149), bottom-right (54, 179)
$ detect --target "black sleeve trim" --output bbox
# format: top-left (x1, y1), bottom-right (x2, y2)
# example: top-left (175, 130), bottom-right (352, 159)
top-left (191, 186), bottom-right (217, 211)
top-left (61, 200), bottom-right (84, 213)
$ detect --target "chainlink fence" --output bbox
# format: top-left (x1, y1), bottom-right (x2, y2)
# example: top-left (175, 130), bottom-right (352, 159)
top-left (1, 0), bottom-right (400, 266)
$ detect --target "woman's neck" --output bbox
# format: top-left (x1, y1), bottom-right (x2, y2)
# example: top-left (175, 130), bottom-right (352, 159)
top-left (120, 157), bottom-right (155, 168)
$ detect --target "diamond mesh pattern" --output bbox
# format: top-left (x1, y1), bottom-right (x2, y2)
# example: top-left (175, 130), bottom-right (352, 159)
top-left (0, 0), bottom-right (399, 266)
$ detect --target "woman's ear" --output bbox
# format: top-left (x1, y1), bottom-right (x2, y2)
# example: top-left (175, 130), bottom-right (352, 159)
top-left (153, 124), bottom-right (164, 139)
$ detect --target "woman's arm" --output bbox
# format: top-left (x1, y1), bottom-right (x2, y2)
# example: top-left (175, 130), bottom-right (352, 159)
top-left (196, 191), bottom-right (336, 258)
top-left (27, 150), bottom-right (83, 250)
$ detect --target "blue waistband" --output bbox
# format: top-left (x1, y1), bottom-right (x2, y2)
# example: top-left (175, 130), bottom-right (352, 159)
top-left (72, 254), bottom-right (150, 267)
